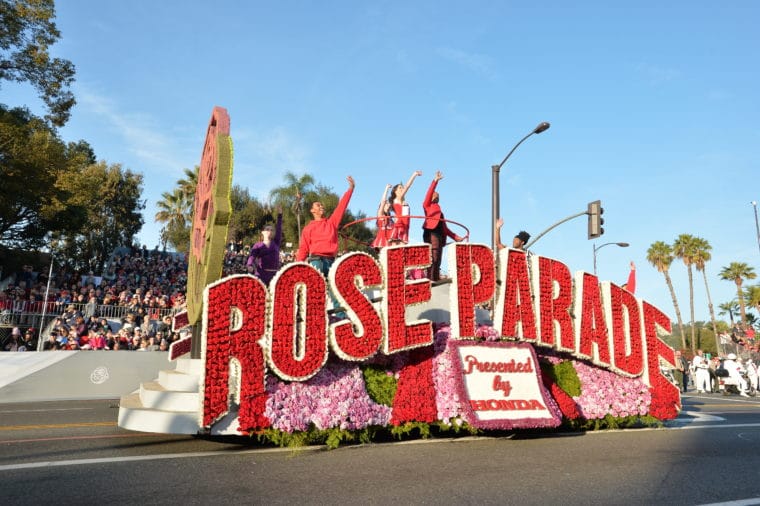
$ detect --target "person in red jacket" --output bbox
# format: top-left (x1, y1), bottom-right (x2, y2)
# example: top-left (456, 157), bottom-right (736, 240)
top-left (622, 261), bottom-right (636, 294)
top-left (296, 176), bottom-right (355, 276)
top-left (422, 171), bottom-right (463, 281)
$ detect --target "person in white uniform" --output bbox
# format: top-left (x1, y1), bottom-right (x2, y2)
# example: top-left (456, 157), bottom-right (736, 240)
top-left (692, 349), bottom-right (711, 393)
top-left (723, 353), bottom-right (749, 397)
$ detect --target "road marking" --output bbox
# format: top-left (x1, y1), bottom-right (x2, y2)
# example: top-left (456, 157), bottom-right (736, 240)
top-left (0, 445), bottom-right (324, 471)
top-left (0, 422), bottom-right (116, 431)
top-left (696, 499), bottom-right (760, 506)
top-left (0, 433), bottom-right (165, 445)
top-left (680, 411), bottom-right (726, 422)
top-left (0, 407), bottom-right (97, 414)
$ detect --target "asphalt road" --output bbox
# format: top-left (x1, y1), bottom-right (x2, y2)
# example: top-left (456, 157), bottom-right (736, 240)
top-left (2, 393), bottom-right (760, 505)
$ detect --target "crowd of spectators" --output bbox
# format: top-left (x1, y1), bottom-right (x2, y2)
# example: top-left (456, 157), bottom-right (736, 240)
top-left (2, 247), bottom-right (189, 352)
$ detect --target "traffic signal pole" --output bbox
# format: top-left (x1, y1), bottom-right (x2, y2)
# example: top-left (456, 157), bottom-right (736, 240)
top-left (524, 210), bottom-right (588, 250)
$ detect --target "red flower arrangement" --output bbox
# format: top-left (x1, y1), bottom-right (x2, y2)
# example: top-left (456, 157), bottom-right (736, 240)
top-left (328, 253), bottom-right (384, 361)
top-left (574, 272), bottom-right (610, 367)
top-left (448, 244), bottom-right (495, 338)
top-left (494, 249), bottom-right (537, 341)
top-left (535, 256), bottom-right (574, 352)
top-left (381, 245), bottom-right (433, 354)
top-left (540, 366), bottom-right (581, 420)
top-left (267, 264), bottom-right (329, 381)
top-left (607, 283), bottom-right (644, 377)
top-left (390, 346), bottom-right (438, 425)
top-left (641, 302), bottom-right (680, 420)
top-left (201, 275), bottom-right (271, 431)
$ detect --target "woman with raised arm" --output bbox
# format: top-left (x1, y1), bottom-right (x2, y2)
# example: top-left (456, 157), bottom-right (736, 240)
top-left (371, 184), bottom-right (394, 252)
top-left (422, 171), bottom-right (463, 281)
top-left (388, 170), bottom-right (422, 244)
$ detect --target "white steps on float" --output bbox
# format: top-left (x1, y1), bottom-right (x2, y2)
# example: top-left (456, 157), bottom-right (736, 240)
top-left (117, 357), bottom-right (203, 434)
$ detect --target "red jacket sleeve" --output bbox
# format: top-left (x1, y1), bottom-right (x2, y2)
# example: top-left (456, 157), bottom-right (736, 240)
top-left (625, 268), bottom-right (636, 294)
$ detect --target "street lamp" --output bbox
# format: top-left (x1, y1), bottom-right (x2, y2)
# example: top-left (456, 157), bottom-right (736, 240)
top-left (593, 241), bottom-right (629, 276)
top-left (752, 201), bottom-right (760, 256)
top-left (491, 122), bottom-right (550, 253)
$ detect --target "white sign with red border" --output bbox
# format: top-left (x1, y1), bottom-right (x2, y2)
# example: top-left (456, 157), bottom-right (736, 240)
top-left (450, 341), bottom-right (561, 429)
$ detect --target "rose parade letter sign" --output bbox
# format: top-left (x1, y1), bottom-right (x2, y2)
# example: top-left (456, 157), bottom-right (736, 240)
top-left (450, 341), bottom-right (561, 429)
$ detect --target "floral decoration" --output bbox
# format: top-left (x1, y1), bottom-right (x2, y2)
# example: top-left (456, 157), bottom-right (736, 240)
top-left (390, 346), bottom-right (438, 425)
top-left (606, 283), bottom-right (644, 377)
top-left (495, 249), bottom-right (537, 341)
top-left (267, 263), bottom-right (328, 381)
top-left (642, 301), bottom-right (680, 420)
top-left (449, 244), bottom-right (494, 337)
top-left (329, 253), bottom-right (384, 361)
top-left (381, 245), bottom-right (433, 354)
top-left (201, 275), bottom-right (270, 430)
top-left (264, 361), bottom-right (392, 432)
top-left (574, 272), bottom-right (611, 366)
top-left (533, 256), bottom-right (574, 352)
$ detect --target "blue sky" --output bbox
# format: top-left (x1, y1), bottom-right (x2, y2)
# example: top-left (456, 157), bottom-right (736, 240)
top-left (4, 1), bottom-right (759, 324)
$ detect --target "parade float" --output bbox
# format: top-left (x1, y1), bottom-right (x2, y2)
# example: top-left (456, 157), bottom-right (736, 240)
top-left (118, 107), bottom-right (681, 447)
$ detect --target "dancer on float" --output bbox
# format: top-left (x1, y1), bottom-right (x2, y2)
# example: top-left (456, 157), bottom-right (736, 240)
top-left (371, 184), bottom-right (394, 252)
top-left (296, 176), bottom-right (355, 277)
top-left (388, 170), bottom-right (422, 244)
top-left (246, 205), bottom-right (283, 286)
top-left (494, 217), bottom-right (530, 251)
top-left (421, 171), bottom-right (463, 281)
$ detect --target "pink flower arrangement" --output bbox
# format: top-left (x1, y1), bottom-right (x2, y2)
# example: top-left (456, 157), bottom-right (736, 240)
top-left (572, 360), bottom-right (651, 419)
top-left (265, 361), bottom-right (391, 433)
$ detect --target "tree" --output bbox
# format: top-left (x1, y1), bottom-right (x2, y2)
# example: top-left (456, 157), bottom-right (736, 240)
top-left (176, 166), bottom-right (198, 201)
top-left (719, 262), bottom-right (757, 326)
top-left (227, 185), bottom-right (268, 247)
top-left (0, 104), bottom-right (87, 249)
top-left (692, 236), bottom-right (720, 353)
top-left (155, 188), bottom-right (191, 253)
top-left (746, 285), bottom-right (760, 321)
top-left (673, 234), bottom-right (698, 352)
top-left (647, 240), bottom-right (686, 349)
top-left (718, 301), bottom-right (740, 325)
top-left (52, 162), bottom-right (144, 271)
top-left (269, 171), bottom-right (315, 243)
top-left (0, 0), bottom-right (76, 127)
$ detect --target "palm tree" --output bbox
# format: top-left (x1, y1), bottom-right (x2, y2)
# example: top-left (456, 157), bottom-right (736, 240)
top-left (176, 166), bottom-right (199, 201)
top-left (647, 240), bottom-right (687, 349)
top-left (743, 284), bottom-right (760, 323)
top-left (155, 188), bottom-right (192, 251)
top-left (155, 188), bottom-right (190, 229)
top-left (719, 262), bottom-right (757, 326)
top-left (269, 172), bottom-right (315, 243)
top-left (692, 236), bottom-right (720, 353)
top-left (672, 234), bottom-right (698, 351)
top-left (718, 301), bottom-right (740, 325)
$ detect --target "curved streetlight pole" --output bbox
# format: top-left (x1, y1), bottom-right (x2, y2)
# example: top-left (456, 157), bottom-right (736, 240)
top-left (491, 122), bottom-right (550, 253)
top-left (593, 241), bottom-right (629, 276)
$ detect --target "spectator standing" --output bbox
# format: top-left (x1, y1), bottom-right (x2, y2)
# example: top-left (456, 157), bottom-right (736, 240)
top-left (746, 358), bottom-right (758, 392)
top-left (692, 349), bottom-right (711, 393)
top-left (673, 350), bottom-right (688, 393)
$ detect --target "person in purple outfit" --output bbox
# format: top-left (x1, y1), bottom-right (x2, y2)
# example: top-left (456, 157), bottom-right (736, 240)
top-left (247, 205), bottom-right (283, 285)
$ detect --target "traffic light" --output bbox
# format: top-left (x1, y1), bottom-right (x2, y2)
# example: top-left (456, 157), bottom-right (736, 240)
top-left (587, 200), bottom-right (604, 239)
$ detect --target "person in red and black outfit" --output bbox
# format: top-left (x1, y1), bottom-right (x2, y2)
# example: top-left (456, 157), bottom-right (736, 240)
top-left (422, 171), bottom-right (463, 282)
top-left (296, 176), bottom-right (355, 276)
